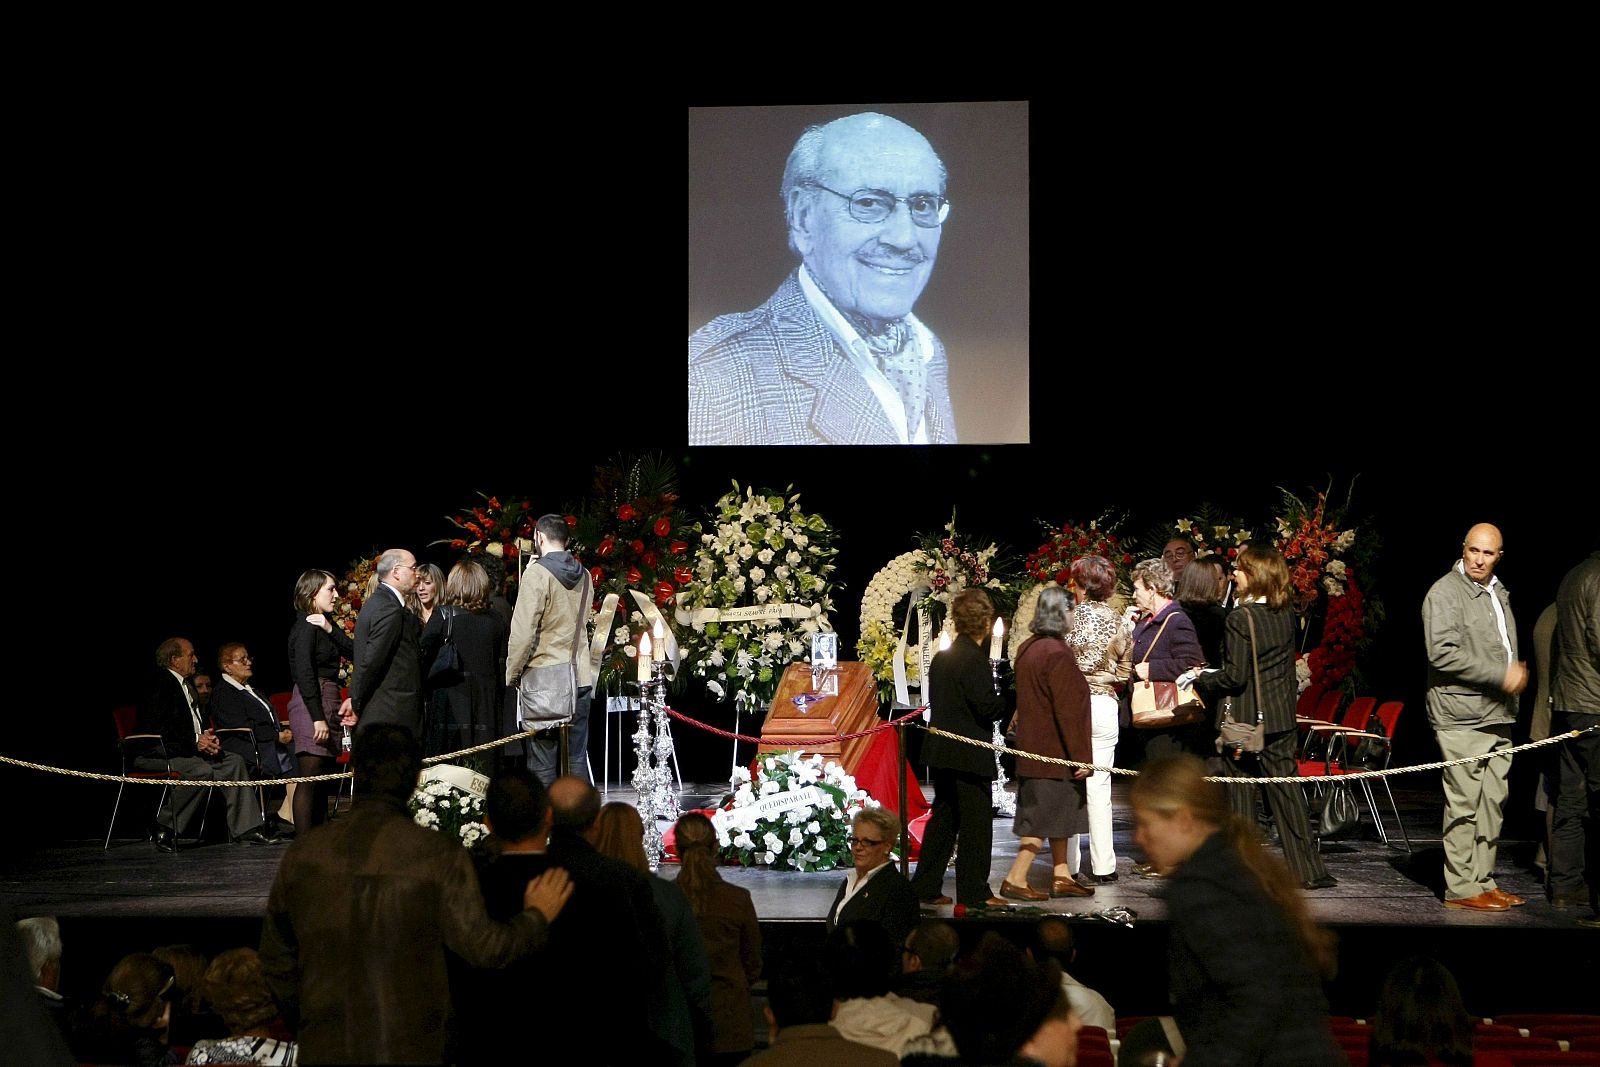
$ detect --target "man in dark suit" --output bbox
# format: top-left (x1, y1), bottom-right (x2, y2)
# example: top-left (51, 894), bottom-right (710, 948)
top-left (133, 637), bottom-right (271, 851)
top-left (455, 771), bottom-right (672, 1064)
top-left (342, 547), bottom-right (423, 740)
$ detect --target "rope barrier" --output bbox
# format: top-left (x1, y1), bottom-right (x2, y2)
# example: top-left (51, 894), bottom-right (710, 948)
top-left (0, 728), bottom-right (552, 787)
top-left (918, 724), bottom-right (1597, 785)
top-left (664, 705), bottom-right (928, 746)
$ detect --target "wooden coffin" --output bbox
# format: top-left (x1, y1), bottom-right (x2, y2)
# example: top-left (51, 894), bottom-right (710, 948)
top-left (758, 661), bottom-right (880, 774)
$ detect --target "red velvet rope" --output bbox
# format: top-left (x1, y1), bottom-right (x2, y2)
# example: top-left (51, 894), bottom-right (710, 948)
top-left (663, 705), bottom-right (927, 745)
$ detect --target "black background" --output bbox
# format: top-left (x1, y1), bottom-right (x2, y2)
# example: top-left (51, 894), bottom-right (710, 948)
top-left (8, 89), bottom-right (1589, 847)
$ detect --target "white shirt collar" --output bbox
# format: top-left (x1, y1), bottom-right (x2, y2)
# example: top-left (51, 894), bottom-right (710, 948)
top-left (797, 264), bottom-right (932, 445)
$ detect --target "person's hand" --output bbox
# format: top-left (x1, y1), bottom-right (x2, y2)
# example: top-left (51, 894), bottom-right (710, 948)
top-left (1134, 661), bottom-right (1150, 681)
top-left (312, 721), bottom-right (330, 744)
top-left (278, 728), bottom-right (294, 745)
top-left (306, 613), bottom-right (332, 633)
top-left (197, 729), bottom-right (221, 756)
top-left (1502, 661), bottom-right (1529, 695)
top-left (1072, 767), bottom-right (1092, 780)
top-left (523, 867), bottom-right (574, 922)
top-left (338, 698), bottom-right (356, 727)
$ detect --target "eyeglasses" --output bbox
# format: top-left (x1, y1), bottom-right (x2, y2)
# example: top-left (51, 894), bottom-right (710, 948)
top-left (804, 182), bottom-right (950, 228)
top-left (394, 563), bottom-right (417, 573)
top-left (848, 835), bottom-right (887, 847)
top-left (229, 655), bottom-right (252, 664)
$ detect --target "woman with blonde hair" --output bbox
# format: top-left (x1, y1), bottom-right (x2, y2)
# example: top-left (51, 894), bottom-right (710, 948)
top-left (422, 559), bottom-right (507, 767)
top-left (1131, 754), bottom-right (1342, 1066)
top-left (1193, 544), bottom-right (1337, 890)
top-left (186, 948), bottom-right (296, 1065)
top-left (671, 811), bottom-right (762, 1066)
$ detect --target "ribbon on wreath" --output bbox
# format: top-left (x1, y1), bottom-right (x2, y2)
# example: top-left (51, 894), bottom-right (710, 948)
top-left (674, 602), bottom-right (823, 626)
top-left (892, 602), bottom-right (936, 710)
top-left (590, 588), bottom-right (683, 680)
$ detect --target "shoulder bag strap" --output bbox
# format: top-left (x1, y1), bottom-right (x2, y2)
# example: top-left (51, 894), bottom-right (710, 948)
top-left (1137, 615), bottom-right (1172, 667)
top-left (1241, 608), bottom-right (1263, 725)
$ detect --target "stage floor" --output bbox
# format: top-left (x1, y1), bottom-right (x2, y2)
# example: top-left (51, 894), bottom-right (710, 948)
top-left (5, 776), bottom-right (1597, 1019)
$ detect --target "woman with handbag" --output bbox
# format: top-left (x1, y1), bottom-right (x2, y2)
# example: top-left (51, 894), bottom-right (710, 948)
top-left (423, 559), bottom-right (508, 772)
top-left (1192, 545), bottom-right (1337, 889)
top-left (998, 585), bottom-right (1095, 901)
top-left (1131, 753), bottom-right (1344, 1066)
top-left (1121, 559), bottom-right (1208, 763)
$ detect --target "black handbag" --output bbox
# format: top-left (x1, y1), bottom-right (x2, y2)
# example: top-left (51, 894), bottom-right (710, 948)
top-left (1317, 784), bottom-right (1361, 838)
top-left (427, 608), bottom-right (463, 686)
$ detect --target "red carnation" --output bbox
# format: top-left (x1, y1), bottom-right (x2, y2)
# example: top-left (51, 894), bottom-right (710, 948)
top-left (618, 504), bottom-right (637, 522)
top-left (654, 518), bottom-right (672, 537)
top-left (450, 538), bottom-right (467, 549)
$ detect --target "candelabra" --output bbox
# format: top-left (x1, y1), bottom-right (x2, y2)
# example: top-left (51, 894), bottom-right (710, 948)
top-left (631, 659), bottom-right (679, 871)
top-left (989, 657), bottom-right (1016, 817)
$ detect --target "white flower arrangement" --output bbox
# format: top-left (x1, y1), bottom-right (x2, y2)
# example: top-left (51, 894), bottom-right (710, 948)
top-left (711, 750), bottom-right (871, 871)
top-left (408, 765), bottom-right (490, 849)
top-left (678, 483), bottom-right (838, 711)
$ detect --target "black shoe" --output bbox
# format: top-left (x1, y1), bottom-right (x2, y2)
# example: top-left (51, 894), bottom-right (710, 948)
top-left (1550, 890), bottom-right (1592, 909)
top-left (1302, 874), bottom-right (1338, 890)
top-left (1080, 871), bottom-right (1119, 885)
top-left (153, 830), bottom-right (178, 853)
top-left (232, 829), bottom-right (274, 846)
top-left (266, 817), bottom-right (296, 840)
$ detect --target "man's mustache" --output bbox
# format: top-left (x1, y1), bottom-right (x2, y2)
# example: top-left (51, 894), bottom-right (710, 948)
top-left (856, 248), bottom-right (927, 269)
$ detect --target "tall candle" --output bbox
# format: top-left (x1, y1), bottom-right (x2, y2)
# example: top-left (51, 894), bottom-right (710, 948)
top-left (652, 618), bottom-right (666, 661)
top-left (637, 633), bottom-right (652, 682)
top-left (938, 630), bottom-right (952, 652)
top-left (990, 618), bottom-right (1005, 660)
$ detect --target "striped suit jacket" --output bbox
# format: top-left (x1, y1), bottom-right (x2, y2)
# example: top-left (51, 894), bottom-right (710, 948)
top-left (688, 271), bottom-right (957, 446)
top-left (1193, 603), bottom-right (1300, 733)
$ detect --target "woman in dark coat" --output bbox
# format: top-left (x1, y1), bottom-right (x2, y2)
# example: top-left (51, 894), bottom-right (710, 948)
top-left (422, 559), bottom-right (508, 771)
top-left (1177, 557), bottom-right (1228, 669)
top-left (1131, 754), bottom-right (1343, 1067)
top-left (999, 585), bottom-right (1094, 901)
top-left (1193, 545), bottom-right (1336, 889)
top-left (672, 812), bottom-right (761, 1067)
top-left (909, 588), bottom-right (1008, 908)
top-left (211, 642), bottom-right (293, 837)
top-left (827, 806), bottom-right (920, 947)
top-left (286, 569), bottom-right (354, 834)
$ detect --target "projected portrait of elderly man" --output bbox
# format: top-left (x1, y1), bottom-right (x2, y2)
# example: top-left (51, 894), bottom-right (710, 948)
top-left (689, 112), bottom-right (957, 446)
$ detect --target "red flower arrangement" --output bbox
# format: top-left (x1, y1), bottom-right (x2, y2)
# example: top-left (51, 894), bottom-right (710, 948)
top-left (433, 493), bottom-right (538, 588)
top-left (567, 455), bottom-right (697, 688)
top-left (1304, 573), bottom-right (1364, 689)
top-left (1025, 516), bottom-right (1133, 595)
top-left (1273, 481), bottom-right (1383, 695)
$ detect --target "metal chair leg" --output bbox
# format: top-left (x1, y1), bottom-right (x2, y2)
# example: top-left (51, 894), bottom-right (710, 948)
top-left (1377, 774), bottom-right (1411, 853)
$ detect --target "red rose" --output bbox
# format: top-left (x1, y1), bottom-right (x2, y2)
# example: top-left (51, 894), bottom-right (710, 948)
top-left (670, 540), bottom-right (688, 556)
top-left (1056, 568), bottom-right (1069, 584)
top-left (597, 537), bottom-right (616, 558)
top-left (630, 539), bottom-right (645, 556)
top-left (564, 514), bottom-right (577, 527)
top-left (655, 581), bottom-right (675, 606)
top-left (627, 566), bottom-right (643, 585)
top-left (654, 517), bottom-right (672, 536)
top-left (641, 550), bottom-right (658, 568)
top-left (618, 504), bottom-right (637, 522)
top-left (674, 567), bottom-right (693, 585)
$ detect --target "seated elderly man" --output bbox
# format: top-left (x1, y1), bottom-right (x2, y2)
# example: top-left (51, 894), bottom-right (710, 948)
top-left (133, 638), bottom-right (270, 850)
top-left (826, 806), bottom-right (919, 950)
top-left (209, 643), bottom-right (296, 840)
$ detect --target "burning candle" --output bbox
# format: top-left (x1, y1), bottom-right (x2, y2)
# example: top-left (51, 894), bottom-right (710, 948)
top-left (990, 618), bottom-right (1005, 660)
top-left (637, 632), bottom-right (652, 682)
top-left (652, 618), bottom-right (666, 661)
top-left (938, 630), bottom-right (952, 652)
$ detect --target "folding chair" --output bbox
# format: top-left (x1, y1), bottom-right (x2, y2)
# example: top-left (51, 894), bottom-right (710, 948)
top-left (105, 706), bottom-right (210, 849)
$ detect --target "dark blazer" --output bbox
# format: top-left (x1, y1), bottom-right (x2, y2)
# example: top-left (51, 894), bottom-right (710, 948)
top-left (134, 669), bottom-right (202, 758)
top-left (210, 679), bottom-right (289, 774)
top-left (1182, 601), bottom-right (1228, 670)
top-left (920, 634), bottom-right (1006, 778)
top-left (1193, 602), bottom-right (1299, 733)
top-left (349, 584), bottom-right (422, 736)
top-left (1165, 832), bottom-right (1343, 1066)
top-left (287, 617), bottom-right (354, 724)
top-left (826, 864), bottom-right (920, 948)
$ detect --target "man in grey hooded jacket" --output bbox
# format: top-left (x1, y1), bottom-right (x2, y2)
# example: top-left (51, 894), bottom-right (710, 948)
top-left (507, 514), bottom-right (594, 785)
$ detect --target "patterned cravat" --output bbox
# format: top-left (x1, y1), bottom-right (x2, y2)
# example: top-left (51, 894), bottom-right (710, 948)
top-left (856, 319), bottom-right (924, 434)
